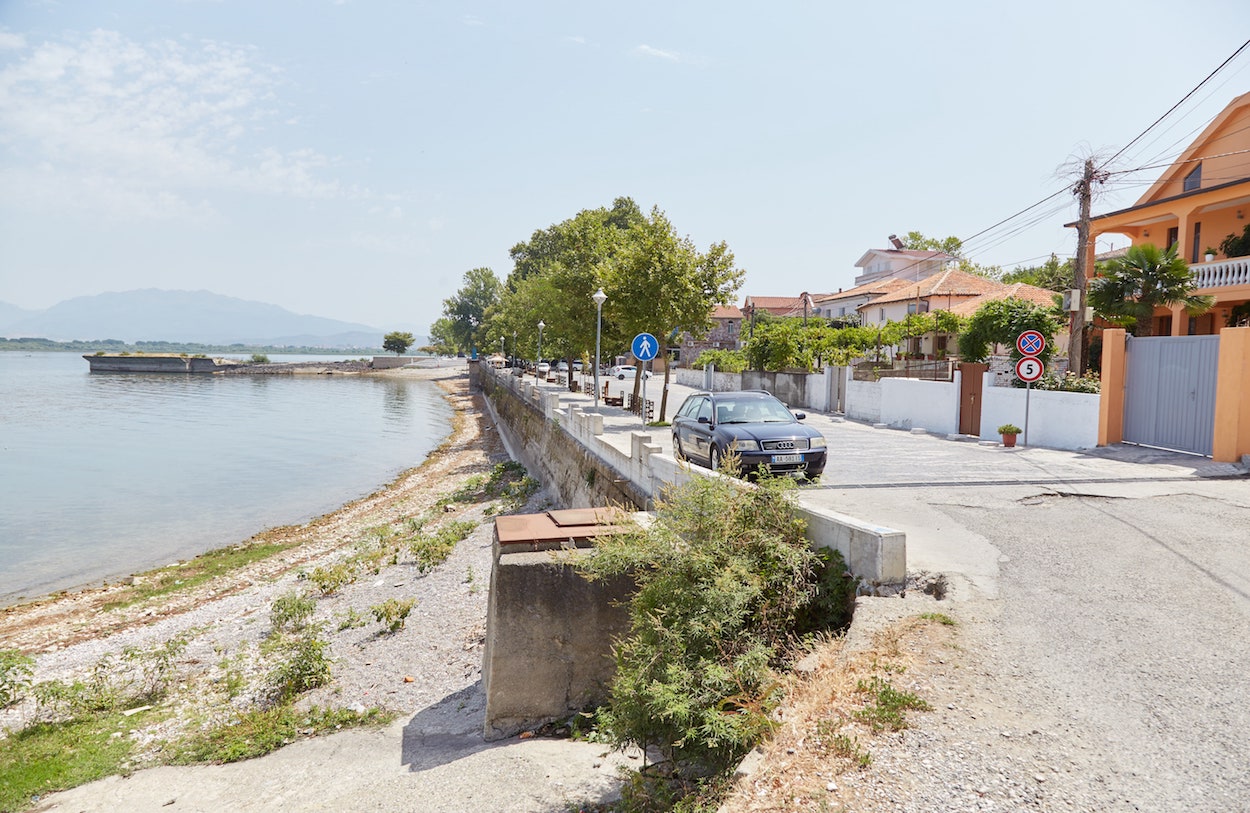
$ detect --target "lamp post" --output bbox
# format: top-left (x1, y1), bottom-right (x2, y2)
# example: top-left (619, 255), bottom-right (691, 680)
top-left (536, 320), bottom-right (545, 380)
top-left (592, 288), bottom-right (607, 408)
top-left (512, 330), bottom-right (517, 369)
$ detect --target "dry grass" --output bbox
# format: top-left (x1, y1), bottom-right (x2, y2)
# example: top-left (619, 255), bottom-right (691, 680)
top-left (718, 613), bottom-right (957, 812)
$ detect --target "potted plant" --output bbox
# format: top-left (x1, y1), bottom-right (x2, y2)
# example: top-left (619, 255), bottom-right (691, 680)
top-left (1204, 247), bottom-right (1217, 262)
top-left (997, 423), bottom-right (1022, 448)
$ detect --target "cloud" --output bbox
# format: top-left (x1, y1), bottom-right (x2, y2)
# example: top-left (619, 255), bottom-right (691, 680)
top-left (564, 35), bottom-right (586, 45)
top-left (462, 15), bottom-right (484, 27)
top-left (0, 30), bottom-right (26, 50)
top-left (633, 43), bottom-right (707, 67)
top-left (635, 44), bottom-right (680, 62)
top-left (0, 29), bottom-right (347, 220)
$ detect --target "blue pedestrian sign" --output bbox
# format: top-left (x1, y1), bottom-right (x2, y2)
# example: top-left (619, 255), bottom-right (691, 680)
top-left (631, 332), bottom-right (659, 362)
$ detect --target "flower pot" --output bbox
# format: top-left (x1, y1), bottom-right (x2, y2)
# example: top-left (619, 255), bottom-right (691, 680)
top-left (1205, 253), bottom-right (1215, 263)
top-left (1001, 433), bottom-right (1018, 448)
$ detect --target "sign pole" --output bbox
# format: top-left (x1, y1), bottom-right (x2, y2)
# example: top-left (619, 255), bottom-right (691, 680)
top-left (1024, 381), bottom-right (1031, 447)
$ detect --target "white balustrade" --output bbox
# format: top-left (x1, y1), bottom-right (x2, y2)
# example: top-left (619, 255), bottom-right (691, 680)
top-left (1191, 257), bottom-right (1250, 289)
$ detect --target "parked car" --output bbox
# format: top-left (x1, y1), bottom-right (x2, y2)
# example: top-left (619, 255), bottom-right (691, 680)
top-left (671, 390), bottom-right (827, 479)
top-left (609, 364), bottom-right (651, 380)
top-left (571, 360), bottom-right (584, 372)
top-left (556, 361), bottom-right (569, 372)
top-left (536, 362), bottom-right (550, 376)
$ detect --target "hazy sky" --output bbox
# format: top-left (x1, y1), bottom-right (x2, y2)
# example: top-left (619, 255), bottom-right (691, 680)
top-left (1, 1), bottom-right (1247, 334)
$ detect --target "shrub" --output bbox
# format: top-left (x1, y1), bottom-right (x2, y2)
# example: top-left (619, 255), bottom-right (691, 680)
top-left (1031, 370), bottom-right (1101, 393)
top-left (0, 649), bottom-right (35, 708)
top-left (306, 562), bottom-right (356, 596)
top-left (370, 598), bottom-right (416, 633)
top-left (266, 628), bottom-right (333, 704)
top-left (997, 423), bottom-right (1022, 435)
top-left (582, 471), bottom-right (856, 790)
top-left (270, 591), bottom-right (317, 633)
top-left (250, 353), bottom-right (270, 363)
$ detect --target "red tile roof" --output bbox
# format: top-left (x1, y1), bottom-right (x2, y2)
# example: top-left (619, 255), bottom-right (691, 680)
top-left (947, 283), bottom-right (1059, 316)
top-left (711, 304), bottom-right (743, 320)
top-left (863, 269), bottom-right (1004, 306)
top-left (813, 278), bottom-right (911, 304)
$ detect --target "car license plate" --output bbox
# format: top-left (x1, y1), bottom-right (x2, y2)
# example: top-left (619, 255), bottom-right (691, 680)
top-left (771, 453), bottom-right (802, 464)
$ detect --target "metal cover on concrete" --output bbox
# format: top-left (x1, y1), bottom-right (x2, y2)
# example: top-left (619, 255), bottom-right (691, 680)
top-left (495, 508), bottom-right (626, 547)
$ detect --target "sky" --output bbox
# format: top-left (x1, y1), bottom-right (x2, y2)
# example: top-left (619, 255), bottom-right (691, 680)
top-left (1, 1), bottom-right (1248, 336)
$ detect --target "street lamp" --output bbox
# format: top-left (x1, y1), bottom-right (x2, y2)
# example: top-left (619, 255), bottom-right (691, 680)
top-left (536, 320), bottom-right (545, 379)
top-left (512, 330), bottom-right (517, 369)
top-left (592, 288), bottom-right (607, 408)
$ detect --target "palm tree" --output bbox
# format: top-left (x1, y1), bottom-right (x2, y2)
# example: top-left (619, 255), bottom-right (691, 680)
top-left (1088, 243), bottom-right (1213, 337)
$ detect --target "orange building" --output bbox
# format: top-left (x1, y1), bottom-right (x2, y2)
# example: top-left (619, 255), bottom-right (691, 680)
top-left (1080, 92), bottom-right (1250, 335)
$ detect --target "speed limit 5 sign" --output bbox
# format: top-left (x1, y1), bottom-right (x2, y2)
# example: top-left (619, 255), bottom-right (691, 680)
top-left (1015, 356), bottom-right (1044, 383)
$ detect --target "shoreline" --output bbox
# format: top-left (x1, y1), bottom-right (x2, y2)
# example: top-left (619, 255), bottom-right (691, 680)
top-left (0, 364), bottom-right (477, 654)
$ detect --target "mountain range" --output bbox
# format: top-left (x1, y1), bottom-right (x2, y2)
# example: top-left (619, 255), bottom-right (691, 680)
top-left (0, 290), bottom-right (424, 349)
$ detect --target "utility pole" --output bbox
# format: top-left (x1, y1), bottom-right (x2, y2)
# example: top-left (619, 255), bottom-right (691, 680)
top-left (1068, 158), bottom-right (1107, 375)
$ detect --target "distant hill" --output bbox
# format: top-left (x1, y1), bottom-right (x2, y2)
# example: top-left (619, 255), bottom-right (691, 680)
top-left (0, 290), bottom-right (423, 349)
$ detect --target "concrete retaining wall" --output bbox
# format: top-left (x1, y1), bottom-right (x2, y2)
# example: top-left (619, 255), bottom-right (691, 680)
top-left (481, 546), bottom-right (634, 740)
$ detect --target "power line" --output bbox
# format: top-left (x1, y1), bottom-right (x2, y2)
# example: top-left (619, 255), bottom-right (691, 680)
top-left (1100, 38), bottom-right (1250, 170)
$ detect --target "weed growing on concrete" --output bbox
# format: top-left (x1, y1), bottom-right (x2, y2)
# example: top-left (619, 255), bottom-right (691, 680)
top-left (918, 611), bottom-right (956, 626)
top-left (173, 705), bottom-right (392, 765)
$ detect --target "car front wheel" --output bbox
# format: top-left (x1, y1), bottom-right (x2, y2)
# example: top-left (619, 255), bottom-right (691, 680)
top-left (709, 445), bottom-right (721, 472)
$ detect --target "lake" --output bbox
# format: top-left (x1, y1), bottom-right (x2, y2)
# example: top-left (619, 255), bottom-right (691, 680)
top-left (0, 353), bottom-right (454, 605)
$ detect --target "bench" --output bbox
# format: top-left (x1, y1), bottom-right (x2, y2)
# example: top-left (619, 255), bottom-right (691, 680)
top-left (602, 382), bottom-right (624, 407)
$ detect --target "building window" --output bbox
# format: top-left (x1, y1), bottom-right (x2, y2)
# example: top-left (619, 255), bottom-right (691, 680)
top-left (727, 320), bottom-right (735, 334)
top-left (1191, 222), bottom-right (1201, 264)
top-left (1183, 164), bottom-right (1202, 192)
top-left (838, 306), bottom-right (846, 316)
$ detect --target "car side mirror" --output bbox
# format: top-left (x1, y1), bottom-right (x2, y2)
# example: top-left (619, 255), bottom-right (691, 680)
top-left (697, 416), bottom-right (710, 424)
top-left (794, 412), bottom-right (807, 420)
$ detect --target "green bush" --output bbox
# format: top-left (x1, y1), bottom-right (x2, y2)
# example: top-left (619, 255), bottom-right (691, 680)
top-left (370, 598), bottom-right (416, 633)
top-left (692, 348), bottom-right (748, 373)
top-left (1030, 371), bottom-right (1101, 393)
top-left (582, 471), bottom-right (855, 794)
top-left (0, 648), bottom-right (34, 708)
top-left (270, 591), bottom-right (317, 633)
top-left (250, 353), bottom-right (270, 363)
top-left (266, 628), bottom-right (333, 704)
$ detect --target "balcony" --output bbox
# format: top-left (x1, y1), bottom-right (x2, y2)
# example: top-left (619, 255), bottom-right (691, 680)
top-left (1192, 256), bottom-right (1250, 289)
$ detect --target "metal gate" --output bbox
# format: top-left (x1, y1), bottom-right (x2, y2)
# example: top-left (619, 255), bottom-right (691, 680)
top-left (1123, 335), bottom-right (1219, 456)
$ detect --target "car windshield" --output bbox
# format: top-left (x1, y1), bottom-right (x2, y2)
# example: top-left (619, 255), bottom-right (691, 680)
top-left (716, 398), bottom-right (793, 424)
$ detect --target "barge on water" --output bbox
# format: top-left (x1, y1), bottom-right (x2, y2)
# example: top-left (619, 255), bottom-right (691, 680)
top-left (82, 354), bottom-right (241, 373)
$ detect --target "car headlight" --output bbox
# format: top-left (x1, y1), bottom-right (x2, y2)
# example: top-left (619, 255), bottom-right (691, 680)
top-left (808, 436), bottom-right (827, 450)
top-left (730, 439), bottom-right (760, 452)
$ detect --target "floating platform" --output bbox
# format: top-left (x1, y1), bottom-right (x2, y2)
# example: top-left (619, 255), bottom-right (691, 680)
top-left (82, 354), bottom-right (239, 373)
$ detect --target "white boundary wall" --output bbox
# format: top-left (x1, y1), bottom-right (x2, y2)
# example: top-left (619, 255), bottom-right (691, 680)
top-left (878, 377), bottom-right (960, 435)
top-left (979, 374), bottom-right (1099, 449)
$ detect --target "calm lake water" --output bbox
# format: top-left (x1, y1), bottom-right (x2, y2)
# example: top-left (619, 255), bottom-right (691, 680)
top-left (0, 353), bottom-right (453, 605)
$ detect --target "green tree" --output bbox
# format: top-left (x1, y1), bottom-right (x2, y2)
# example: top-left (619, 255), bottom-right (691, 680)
top-left (1087, 243), bottom-right (1213, 337)
top-left (381, 331), bottom-right (414, 355)
top-left (441, 268), bottom-right (503, 353)
top-left (902, 231), bottom-right (964, 258)
top-left (958, 298), bottom-right (1061, 364)
top-left (1001, 253), bottom-right (1074, 292)
top-left (606, 207), bottom-right (744, 418)
top-left (426, 317), bottom-right (459, 355)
